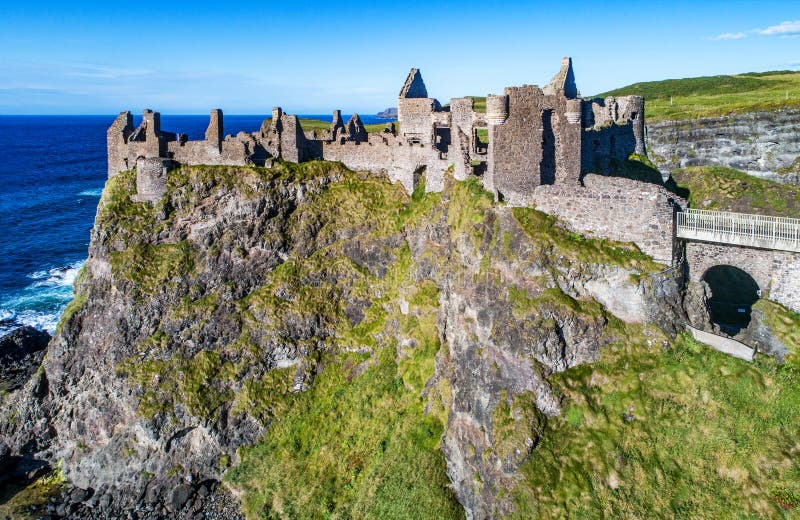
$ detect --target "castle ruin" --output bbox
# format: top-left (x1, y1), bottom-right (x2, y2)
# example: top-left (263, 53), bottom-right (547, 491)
top-left (108, 58), bottom-right (645, 203)
top-left (106, 57), bottom-right (800, 343)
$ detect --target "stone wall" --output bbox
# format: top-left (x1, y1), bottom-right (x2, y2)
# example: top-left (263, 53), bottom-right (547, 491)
top-left (449, 98), bottom-right (478, 181)
top-left (132, 157), bottom-right (172, 202)
top-left (107, 112), bottom-right (134, 176)
top-left (109, 60), bottom-right (650, 206)
top-left (685, 241), bottom-right (800, 312)
top-left (321, 135), bottom-right (448, 193)
top-left (646, 109), bottom-right (800, 183)
top-left (487, 86), bottom-right (546, 205)
top-left (581, 96), bottom-right (646, 176)
top-left (531, 174), bottom-right (685, 264)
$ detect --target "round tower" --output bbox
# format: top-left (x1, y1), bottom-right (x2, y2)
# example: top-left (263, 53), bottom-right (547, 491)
top-left (565, 98), bottom-right (582, 124)
top-left (486, 94), bottom-right (508, 125)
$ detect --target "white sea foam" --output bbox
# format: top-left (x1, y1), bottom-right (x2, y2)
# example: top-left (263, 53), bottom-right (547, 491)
top-left (0, 309), bottom-right (60, 337)
top-left (1, 260), bottom-right (86, 336)
top-left (77, 188), bottom-right (103, 197)
top-left (29, 260), bottom-right (85, 288)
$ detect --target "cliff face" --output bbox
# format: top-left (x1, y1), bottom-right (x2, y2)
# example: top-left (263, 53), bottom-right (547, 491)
top-left (647, 109), bottom-right (800, 184)
top-left (0, 162), bottom-right (683, 518)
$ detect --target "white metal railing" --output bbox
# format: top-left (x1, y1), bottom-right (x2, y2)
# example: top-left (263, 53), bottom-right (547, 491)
top-left (676, 208), bottom-right (800, 253)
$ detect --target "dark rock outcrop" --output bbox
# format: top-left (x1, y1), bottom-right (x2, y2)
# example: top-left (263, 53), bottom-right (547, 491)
top-left (0, 325), bottom-right (50, 392)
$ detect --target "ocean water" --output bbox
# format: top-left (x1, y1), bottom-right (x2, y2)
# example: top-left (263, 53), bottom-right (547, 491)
top-left (0, 113), bottom-right (390, 337)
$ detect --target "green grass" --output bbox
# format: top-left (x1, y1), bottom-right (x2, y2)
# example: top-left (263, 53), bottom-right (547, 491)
top-left (511, 206), bottom-right (663, 272)
top-left (671, 166), bottom-right (800, 217)
top-left (0, 465), bottom-right (65, 519)
top-left (226, 246), bottom-right (462, 519)
top-left (468, 96), bottom-right (487, 113)
top-left (510, 327), bottom-right (800, 517)
top-left (598, 70), bottom-right (800, 121)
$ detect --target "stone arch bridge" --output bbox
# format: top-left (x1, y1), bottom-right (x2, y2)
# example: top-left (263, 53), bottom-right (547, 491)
top-left (678, 208), bottom-right (800, 314)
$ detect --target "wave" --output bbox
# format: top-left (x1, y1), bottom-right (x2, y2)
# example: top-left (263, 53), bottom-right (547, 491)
top-left (0, 260), bottom-right (86, 337)
top-left (77, 188), bottom-right (103, 197)
top-left (0, 309), bottom-right (60, 338)
top-left (28, 260), bottom-right (85, 288)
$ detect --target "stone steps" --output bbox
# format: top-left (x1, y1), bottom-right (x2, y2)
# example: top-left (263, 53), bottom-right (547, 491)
top-left (687, 325), bottom-right (755, 361)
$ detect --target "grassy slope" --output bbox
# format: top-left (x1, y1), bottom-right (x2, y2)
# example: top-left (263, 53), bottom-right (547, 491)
top-left (512, 327), bottom-right (800, 517)
top-left (671, 166), bottom-right (800, 217)
top-left (504, 164), bottom-right (799, 517)
top-left (597, 70), bottom-right (800, 121)
top-left (101, 164), bottom-right (460, 518)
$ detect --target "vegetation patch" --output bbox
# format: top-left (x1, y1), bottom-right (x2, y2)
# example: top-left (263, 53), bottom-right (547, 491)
top-left (226, 247), bottom-right (460, 519)
top-left (511, 329), bottom-right (800, 517)
top-left (511, 207), bottom-right (662, 272)
top-left (447, 177), bottom-right (495, 250)
top-left (110, 242), bottom-right (196, 296)
top-left (0, 465), bottom-right (65, 520)
top-left (672, 166), bottom-right (800, 217)
top-left (117, 347), bottom-right (236, 420)
top-left (597, 71), bottom-right (800, 121)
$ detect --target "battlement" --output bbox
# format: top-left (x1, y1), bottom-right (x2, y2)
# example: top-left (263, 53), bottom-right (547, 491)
top-left (108, 58), bottom-right (646, 203)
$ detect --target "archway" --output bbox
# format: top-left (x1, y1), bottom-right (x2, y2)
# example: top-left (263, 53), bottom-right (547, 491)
top-left (702, 265), bottom-right (760, 335)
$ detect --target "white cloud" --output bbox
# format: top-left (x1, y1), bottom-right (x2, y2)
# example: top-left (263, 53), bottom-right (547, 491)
top-left (755, 20), bottom-right (800, 36)
top-left (711, 32), bottom-right (747, 40)
top-left (711, 20), bottom-right (800, 40)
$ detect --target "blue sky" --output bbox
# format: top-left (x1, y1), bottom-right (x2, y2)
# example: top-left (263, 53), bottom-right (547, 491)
top-left (1, 0), bottom-right (798, 114)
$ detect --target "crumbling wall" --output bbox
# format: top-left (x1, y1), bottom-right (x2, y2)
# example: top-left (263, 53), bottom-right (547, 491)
top-left (398, 98), bottom-right (438, 144)
top-left (449, 98), bottom-right (476, 180)
top-left (531, 174), bottom-right (684, 263)
top-left (581, 96), bottom-right (646, 175)
top-left (487, 86), bottom-right (545, 205)
top-left (107, 112), bottom-right (134, 177)
top-left (321, 135), bottom-right (448, 193)
top-left (132, 157), bottom-right (172, 202)
top-left (551, 96), bottom-right (582, 185)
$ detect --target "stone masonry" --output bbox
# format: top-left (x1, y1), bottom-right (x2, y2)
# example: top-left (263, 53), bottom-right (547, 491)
top-left (108, 58), bottom-right (646, 202)
top-left (685, 241), bottom-right (800, 312)
top-left (531, 175), bottom-right (685, 264)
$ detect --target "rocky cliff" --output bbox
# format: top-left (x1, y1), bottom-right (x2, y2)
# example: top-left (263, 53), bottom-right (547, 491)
top-left (647, 109), bottom-right (800, 184)
top-left (5, 160), bottom-right (791, 519)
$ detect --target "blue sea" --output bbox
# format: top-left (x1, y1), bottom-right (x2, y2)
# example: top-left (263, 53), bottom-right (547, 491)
top-left (0, 113), bottom-right (391, 337)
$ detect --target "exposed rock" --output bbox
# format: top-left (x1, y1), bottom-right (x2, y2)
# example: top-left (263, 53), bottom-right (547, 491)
top-left (0, 163), bottom-right (686, 518)
top-left (738, 307), bottom-right (791, 361)
top-left (647, 109), bottom-right (800, 184)
top-left (0, 325), bottom-right (50, 392)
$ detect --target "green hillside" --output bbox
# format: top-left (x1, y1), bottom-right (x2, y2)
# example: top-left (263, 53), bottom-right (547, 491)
top-left (597, 70), bottom-right (800, 121)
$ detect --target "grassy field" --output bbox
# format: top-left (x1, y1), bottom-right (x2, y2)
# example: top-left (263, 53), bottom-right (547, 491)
top-left (671, 166), bottom-right (800, 217)
top-left (597, 70), bottom-right (800, 121)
